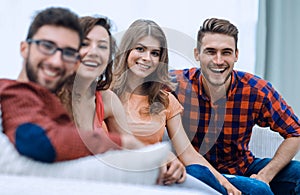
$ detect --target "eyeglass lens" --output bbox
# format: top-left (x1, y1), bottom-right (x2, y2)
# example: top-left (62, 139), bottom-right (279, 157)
top-left (28, 39), bottom-right (79, 63)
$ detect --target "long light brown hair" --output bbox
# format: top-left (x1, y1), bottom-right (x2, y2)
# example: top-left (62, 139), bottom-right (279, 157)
top-left (112, 19), bottom-right (176, 114)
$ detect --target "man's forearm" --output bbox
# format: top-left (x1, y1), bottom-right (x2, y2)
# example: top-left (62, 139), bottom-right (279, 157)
top-left (256, 136), bottom-right (300, 183)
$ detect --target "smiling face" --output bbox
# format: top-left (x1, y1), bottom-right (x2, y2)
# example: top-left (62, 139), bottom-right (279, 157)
top-left (21, 25), bottom-right (80, 92)
top-left (77, 25), bottom-right (110, 80)
top-left (127, 36), bottom-right (161, 80)
top-left (195, 33), bottom-right (238, 90)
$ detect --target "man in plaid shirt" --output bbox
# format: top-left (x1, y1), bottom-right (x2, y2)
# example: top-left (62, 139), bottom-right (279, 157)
top-left (171, 18), bottom-right (300, 194)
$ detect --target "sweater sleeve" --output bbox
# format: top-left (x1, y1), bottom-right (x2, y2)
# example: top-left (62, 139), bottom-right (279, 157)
top-left (0, 81), bottom-right (121, 162)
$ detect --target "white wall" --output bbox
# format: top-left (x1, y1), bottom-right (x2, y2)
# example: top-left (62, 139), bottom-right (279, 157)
top-left (0, 0), bottom-right (258, 79)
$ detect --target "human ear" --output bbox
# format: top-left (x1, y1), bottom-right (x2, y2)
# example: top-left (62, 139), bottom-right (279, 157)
top-left (234, 49), bottom-right (239, 62)
top-left (194, 48), bottom-right (200, 61)
top-left (20, 41), bottom-right (29, 59)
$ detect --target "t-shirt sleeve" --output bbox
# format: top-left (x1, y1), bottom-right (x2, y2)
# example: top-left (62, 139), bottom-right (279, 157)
top-left (0, 81), bottom-right (121, 162)
top-left (165, 92), bottom-right (184, 120)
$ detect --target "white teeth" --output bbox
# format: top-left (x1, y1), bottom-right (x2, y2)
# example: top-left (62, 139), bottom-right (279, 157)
top-left (137, 63), bottom-right (150, 69)
top-left (211, 68), bottom-right (226, 73)
top-left (44, 69), bottom-right (57, 77)
top-left (82, 61), bottom-right (99, 67)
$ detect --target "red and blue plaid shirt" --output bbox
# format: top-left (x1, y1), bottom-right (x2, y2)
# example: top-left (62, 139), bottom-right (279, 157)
top-left (170, 67), bottom-right (300, 175)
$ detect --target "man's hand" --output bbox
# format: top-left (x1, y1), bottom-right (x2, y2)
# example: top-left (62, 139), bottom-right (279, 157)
top-left (221, 180), bottom-right (242, 195)
top-left (250, 173), bottom-right (270, 186)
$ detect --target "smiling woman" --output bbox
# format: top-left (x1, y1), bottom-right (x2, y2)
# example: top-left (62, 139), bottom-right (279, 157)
top-left (127, 36), bottom-right (162, 81)
top-left (57, 16), bottom-right (144, 150)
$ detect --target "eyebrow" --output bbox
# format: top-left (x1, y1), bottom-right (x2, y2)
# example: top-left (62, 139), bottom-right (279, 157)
top-left (136, 43), bottom-right (160, 51)
top-left (223, 48), bottom-right (234, 52)
top-left (84, 37), bottom-right (109, 44)
top-left (204, 47), bottom-right (234, 52)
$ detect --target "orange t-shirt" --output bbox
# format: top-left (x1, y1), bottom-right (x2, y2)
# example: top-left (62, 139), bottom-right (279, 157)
top-left (123, 92), bottom-right (183, 145)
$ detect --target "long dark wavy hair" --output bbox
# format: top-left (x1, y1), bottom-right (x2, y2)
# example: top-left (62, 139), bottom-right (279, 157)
top-left (57, 16), bottom-right (116, 115)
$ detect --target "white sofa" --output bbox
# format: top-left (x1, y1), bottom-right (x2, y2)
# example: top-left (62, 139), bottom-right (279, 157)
top-left (249, 125), bottom-right (300, 160)
top-left (0, 109), bottom-right (219, 195)
top-left (0, 174), bottom-right (210, 195)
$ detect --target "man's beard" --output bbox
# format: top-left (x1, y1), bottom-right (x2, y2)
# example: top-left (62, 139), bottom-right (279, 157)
top-left (202, 62), bottom-right (232, 87)
top-left (25, 61), bottom-right (66, 93)
top-left (203, 71), bottom-right (231, 87)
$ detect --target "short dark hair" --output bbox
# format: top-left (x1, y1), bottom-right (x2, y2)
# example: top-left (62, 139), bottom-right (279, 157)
top-left (26, 7), bottom-right (83, 48)
top-left (197, 18), bottom-right (239, 51)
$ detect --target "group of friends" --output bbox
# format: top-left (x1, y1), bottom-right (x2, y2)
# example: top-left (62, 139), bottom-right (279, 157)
top-left (0, 6), bottom-right (299, 195)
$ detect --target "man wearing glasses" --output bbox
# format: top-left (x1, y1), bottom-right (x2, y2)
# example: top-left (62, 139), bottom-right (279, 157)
top-left (23, 39), bottom-right (80, 93)
top-left (0, 7), bottom-right (143, 163)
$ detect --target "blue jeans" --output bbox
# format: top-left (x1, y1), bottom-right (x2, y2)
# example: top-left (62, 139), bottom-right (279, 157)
top-left (244, 158), bottom-right (300, 195)
top-left (187, 158), bottom-right (300, 195)
top-left (186, 164), bottom-right (273, 195)
top-left (186, 164), bottom-right (227, 194)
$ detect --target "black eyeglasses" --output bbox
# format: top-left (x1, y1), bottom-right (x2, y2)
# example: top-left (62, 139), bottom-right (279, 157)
top-left (27, 39), bottom-right (80, 64)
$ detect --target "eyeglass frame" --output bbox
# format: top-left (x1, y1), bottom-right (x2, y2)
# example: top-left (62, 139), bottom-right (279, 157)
top-left (26, 39), bottom-right (81, 64)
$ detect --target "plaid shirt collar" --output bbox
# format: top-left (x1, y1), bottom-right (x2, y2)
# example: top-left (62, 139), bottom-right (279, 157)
top-left (195, 70), bottom-right (238, 102)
